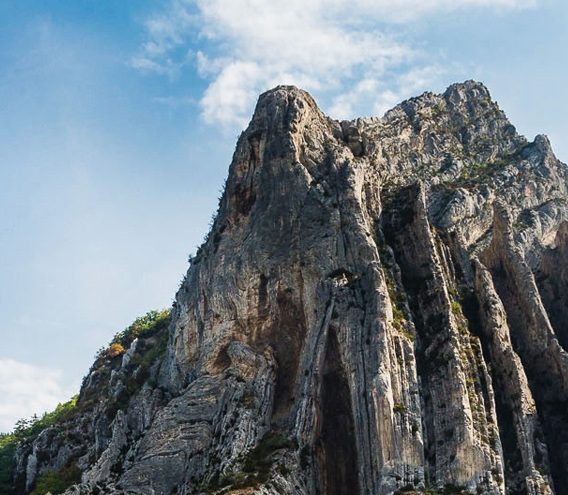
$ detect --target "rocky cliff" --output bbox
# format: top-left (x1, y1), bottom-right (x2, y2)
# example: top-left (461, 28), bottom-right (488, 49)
top-left (6, 81), bottom-right (568, 495)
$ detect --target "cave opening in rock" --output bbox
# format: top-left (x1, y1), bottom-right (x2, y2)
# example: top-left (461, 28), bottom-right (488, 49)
top-left (317, 326), bottom-right (361, 495)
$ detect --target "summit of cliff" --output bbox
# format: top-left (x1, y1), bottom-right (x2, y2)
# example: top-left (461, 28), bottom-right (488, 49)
top-left (4, 81), bottom-right (568, 495)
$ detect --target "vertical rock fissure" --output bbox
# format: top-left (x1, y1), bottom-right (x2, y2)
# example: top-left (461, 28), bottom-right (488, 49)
top-left (462, 277), bottom-right (525, 491)
top-left (381, 185), bottom-right (440, 484)
top-left (473, 259), bottom-right (555, 494)
top-left (494, 390), bottom-right (526, 494)
top-left (487, 263), bottom-right (565, 494)
top-left (317, 326), bottom-right (360, 495)
top-left (269, 288), bottom-right (308, 419)
top-left (535, 226), bottom-right (568, 354)
top-left (535, 269), bottom-right (568, 352)
top-left (381, 183), bottom-right (504, 491)
top-left (461, 297), bottom-right (520, 488)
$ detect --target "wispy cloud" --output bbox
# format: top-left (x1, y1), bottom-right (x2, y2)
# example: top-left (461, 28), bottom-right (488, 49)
top-left (133, 0), bottom-right (537, 129)
top-left (0, 359), bottom-right (76, 433)
top-left (328, 65), bottom-right (450, 120)
top-left (131, 1), bottom-right (198, 78)
top-left (153, 95), bottom-right (197, 107)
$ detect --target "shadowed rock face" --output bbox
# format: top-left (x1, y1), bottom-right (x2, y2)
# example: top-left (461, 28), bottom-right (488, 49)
top-left (11, 82), bottom-right (568, 495)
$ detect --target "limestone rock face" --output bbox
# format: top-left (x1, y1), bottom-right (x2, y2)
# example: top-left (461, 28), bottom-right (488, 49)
top-left (11, 81), bottom-right (568, 495)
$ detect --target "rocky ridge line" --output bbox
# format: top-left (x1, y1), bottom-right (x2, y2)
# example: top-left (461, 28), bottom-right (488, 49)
top-left (8, 81), bottom-right (568, 495)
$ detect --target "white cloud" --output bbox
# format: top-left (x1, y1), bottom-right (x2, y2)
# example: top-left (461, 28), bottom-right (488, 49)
top-left (130, 0), bottom-right (197, 78)
top-left (133, 0), bottom-right (537, 129)
top-left (327, 65), bottom-right (449, 120)
top-left (0, 359), bottom-right (76, 433)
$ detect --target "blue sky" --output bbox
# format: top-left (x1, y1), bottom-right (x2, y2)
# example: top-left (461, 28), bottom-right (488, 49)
top-left (0, 0), bottom-right (566, 432)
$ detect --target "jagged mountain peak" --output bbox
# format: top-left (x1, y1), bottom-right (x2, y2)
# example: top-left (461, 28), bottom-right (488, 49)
top-left (5, 82), bottom-right (568, 495)
top-left (255, 84), bottom-right (318, 110)
top-left (443, 79), bottom-right (491, 101)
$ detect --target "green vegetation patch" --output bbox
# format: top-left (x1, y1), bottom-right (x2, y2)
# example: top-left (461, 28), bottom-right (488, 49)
top-left (203, 433), bottom-right (295, 492)
top-left (89, 307), bottom-right (171, 404)
top-left (29, 463), bottom-right (81, 495)
top-left (451, 301), bottom-right (463, 317)
top-left (113, 309), bottom-right (171, 347)
top-left (82, 309), bottom-right (172, 417)
top-left (452, 142), bottom-right (531, 190)
top-left (0, 433), bottom-right (17, 494)
top-left (12, 396), bottom-right (78, 443)
top-left (0, 309), bottom-right (172, 495)
top-left (242, 433), bottom-right (294, 478)
top-left (0, 396), bottom-right (79, 495)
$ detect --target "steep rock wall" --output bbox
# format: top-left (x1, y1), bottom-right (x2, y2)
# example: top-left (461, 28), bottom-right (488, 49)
top-left (10, 81), bottom-right (568, 495)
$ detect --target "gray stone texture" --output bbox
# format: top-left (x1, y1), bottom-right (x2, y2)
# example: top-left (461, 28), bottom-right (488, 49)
top-left (13, 81), bottom-right (568, 495)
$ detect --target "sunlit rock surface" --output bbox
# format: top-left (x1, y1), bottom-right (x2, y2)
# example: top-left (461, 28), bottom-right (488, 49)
top-left (11, 81), bottom-right (568, 495)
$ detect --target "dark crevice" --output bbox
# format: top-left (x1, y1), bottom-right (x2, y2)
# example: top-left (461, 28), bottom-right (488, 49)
top-left (487, 263), bottom-right (567, 495)
top-left (233, 133), bottom-right (261, 216)
top-left (494, 396), bottom-right (526, 495)
top-left (316, 326), bottom-right (360, 495)
top-left (535, 237), bottom-right (568, 354)
top-left (381, 184), bottom-right (443, 484)
top-left (268, 289), bottom-right (307, 419)
top-left (233, 183), bottom-right (257, 216)
top-left (461, 281), bottom-right (525, 493)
